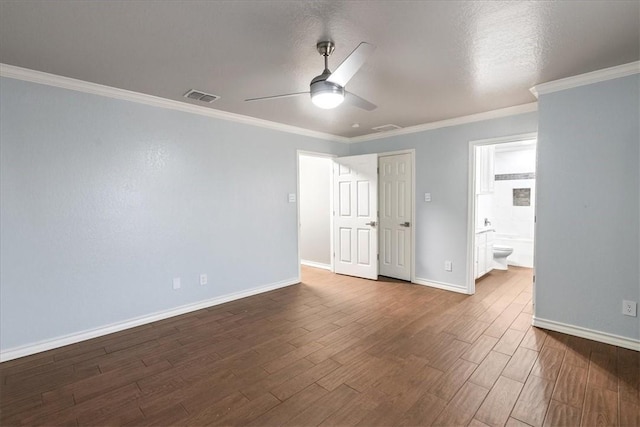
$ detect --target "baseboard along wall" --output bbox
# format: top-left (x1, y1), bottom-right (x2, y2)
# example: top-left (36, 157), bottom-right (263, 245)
top-left (0, 277), bottom-right (300, 362)
top-left (533, 316), bottom-right (640, 352)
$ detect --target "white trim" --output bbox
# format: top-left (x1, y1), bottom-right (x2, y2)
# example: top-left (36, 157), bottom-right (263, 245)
top-left (0, 277), bottom-right (300, 362)
top-left (1, 63), bottom-right (536, 144)
top-left (530, 61), bottom-right (640, 98)
top-left (301, 260), bottom-right (332, 271)
top-left (377, 149), bottom-right (416, 283)
top-left (466, 142), bottom-right (477, 296)
top-left (8, 61), bottom-right (638, 143)
top-left (533, 316), bottom-right (640, 352)
top-left (0, 63), bottom-right (348, 144)
top-left (470, 132), bottom-right (538, 147)
top-left (349, 103), bottom-right (538, 143)
top-left (413, 277), bottom-right (471, 295)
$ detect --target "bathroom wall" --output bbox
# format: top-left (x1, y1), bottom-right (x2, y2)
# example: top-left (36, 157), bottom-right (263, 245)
top-left (492, 145), bottom-right (536, 267)
top-left (475, 194), bottom-right (494, 230)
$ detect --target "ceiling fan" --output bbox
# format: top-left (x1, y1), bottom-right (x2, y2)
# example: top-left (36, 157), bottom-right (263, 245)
top-left (245, 41), bottom-right (377, 111)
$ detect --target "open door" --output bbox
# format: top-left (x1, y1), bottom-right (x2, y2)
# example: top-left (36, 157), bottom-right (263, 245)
top-left (333, 154), bottom-right (378, 280)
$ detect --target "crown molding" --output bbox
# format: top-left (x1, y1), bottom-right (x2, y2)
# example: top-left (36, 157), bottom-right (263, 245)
top-left (0, 63), bottom-right (349, 144)
top-left (348, 103), bottom-right (538, 144)
top-left (530, 61), bottom-right (640, 98)
top-left (1, 63), bottom-right (540, 144)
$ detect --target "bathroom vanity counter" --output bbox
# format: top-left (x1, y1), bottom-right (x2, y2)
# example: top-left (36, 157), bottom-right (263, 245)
top-left (475, 226), bottom-right (495, 234)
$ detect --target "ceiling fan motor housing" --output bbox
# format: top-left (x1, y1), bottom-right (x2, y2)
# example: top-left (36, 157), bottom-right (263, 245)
top-left (310, 73), bottom-right (345, 98)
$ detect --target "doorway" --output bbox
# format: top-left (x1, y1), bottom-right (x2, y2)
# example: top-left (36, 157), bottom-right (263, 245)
top-left (467, 133), bottom-right (538, 297)
top-left (331, 150), bottom-right (415, 282)
top-left (298, 150), bottom-right (415, 283)
top-left (298, 152), bottom-right (334, 273)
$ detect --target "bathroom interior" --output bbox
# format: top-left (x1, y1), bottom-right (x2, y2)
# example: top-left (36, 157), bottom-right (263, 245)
top-left (474, 139), bottom-right (537, 280)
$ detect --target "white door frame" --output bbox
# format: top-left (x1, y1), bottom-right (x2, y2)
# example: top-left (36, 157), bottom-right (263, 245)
top-left (296, 150), bottom-right (336, 279)
top-left (466, 133), bottom-right (538, 295)
top-left (378, 149), bottom-right (416, 283)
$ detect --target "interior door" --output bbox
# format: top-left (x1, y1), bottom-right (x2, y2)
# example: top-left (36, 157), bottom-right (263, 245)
top-left (333, 154), bottom-right (378, 280)
top-left (379, 153), bottom-right (412, 280)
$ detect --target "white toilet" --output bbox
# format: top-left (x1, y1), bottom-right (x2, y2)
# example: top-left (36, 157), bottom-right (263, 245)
top-left (493, 245), bottom-right (514, 270)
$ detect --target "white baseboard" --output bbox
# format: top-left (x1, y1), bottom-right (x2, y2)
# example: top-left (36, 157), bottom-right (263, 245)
top-left (0, 277), bottom-right (300, 362)
top-left (301, 260), bottom-right (332, 271)
top-left (413, 277), bottom-right (471, 295)
top-left (533, 316), bottom-right (640, 352)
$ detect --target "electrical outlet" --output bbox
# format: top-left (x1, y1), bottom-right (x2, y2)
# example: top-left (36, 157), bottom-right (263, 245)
top-left (172, 277), bottom-right (181, 290)
top-left (200, 274), bottom-right (208, 286)
top-left (424, 193), bottom-right (431, 202)
top-left (622, 300), bottom-right (637, 317)
top-left (444, 260), bottom-right (452, 272)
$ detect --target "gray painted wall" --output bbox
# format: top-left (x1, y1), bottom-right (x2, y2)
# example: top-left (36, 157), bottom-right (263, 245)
top-left (349, 113), bottom-right (538, 289)
top-left (0, 77), bottom-right (348, 351)
top-left (4, 70), bottom-right (636, 354)
top-left (299, 154), bottom-right (332, 266)
top-left (535, 75), bottom-right (640, 341)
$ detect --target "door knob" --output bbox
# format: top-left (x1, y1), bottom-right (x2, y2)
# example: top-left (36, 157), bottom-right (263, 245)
top-left (365, 221), bottom-right (377, 227)
top-left (399, 222), bottom-right (410, 227)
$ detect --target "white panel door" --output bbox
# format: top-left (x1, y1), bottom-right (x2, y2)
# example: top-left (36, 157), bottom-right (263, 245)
top-left (333, 154), bottom-right (378, 280)
top-left (379, 154), bottom-right (412, 281)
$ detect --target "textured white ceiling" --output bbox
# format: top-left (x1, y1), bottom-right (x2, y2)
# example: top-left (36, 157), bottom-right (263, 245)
top-left (1, 1), bottom-right (638, 138)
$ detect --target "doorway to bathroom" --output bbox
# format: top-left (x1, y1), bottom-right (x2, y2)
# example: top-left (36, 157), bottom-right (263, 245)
top-left (467, 133), bottom-right (538, 299)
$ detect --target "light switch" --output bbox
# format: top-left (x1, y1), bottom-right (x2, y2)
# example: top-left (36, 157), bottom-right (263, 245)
top-left (288, 193), bottom-right (296, 203)
top-left (424, 193), bottom-right (432, 202)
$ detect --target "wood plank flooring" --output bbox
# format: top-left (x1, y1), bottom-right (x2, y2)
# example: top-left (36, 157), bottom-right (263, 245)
top-left (1, 266), bottom-right (638, 426)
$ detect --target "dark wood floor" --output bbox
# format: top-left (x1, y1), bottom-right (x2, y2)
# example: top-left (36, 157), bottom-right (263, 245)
top-left (1, 266), bottom-right (638, 426)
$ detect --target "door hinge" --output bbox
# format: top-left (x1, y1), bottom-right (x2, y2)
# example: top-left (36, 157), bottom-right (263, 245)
top-left (533, 275), bottom-right (536, 282)
top-left (377, 253), bottom-right (379, 260)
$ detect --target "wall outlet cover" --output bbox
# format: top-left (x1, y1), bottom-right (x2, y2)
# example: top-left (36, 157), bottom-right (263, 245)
top-left (622, 300), bottom-right (637, 317)
top-left (444, 260), bottom-right (452, 272)
top-left (200, 274), bottom-right (208, 285)
top-left (172, 277), bottom-right (181, 290)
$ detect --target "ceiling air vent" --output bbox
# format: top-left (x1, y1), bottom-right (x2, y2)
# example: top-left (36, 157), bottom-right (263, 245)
top-left (183, 89), bottom-right (220, 103)
top-left (372, 124), bottom-right (402, 132)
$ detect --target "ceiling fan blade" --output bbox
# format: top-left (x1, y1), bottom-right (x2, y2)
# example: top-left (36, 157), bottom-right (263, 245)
top-left (345, 91), bottom-right (377, 111)
top-left (326, 42), bottom-right (375, 87)
top-left (245, 92), bottom-right (309, 102)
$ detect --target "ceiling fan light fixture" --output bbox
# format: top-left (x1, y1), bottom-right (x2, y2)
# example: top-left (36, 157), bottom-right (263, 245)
top-left (310, 79), bottom-right (345, 109)
top-left (311, 92), bottom-right (344, 109)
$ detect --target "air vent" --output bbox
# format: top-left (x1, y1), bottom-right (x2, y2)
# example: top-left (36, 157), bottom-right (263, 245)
top-left (183, 89), bottom-right (220, 103)
top-left (372, 124), bottom-right (402, 132)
